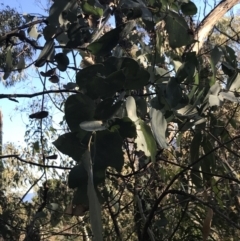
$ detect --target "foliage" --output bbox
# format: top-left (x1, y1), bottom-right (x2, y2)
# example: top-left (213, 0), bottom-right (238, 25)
top-left (1, 0), bottom-right (240, 240)
top-left (0, 5), bottom-right (37, 86)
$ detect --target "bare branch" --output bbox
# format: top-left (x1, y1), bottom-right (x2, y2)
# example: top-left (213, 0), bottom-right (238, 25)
top-left (0, 154), bottom-right (71, 170)
top-left (0, 89), bottom-right (80, 100)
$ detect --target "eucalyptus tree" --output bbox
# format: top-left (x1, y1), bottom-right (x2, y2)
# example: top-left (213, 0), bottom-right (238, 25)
top-left (1, 0), bottom-right (240, 240)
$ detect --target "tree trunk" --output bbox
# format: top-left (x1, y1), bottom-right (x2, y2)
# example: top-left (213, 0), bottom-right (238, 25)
top-left (193, 0), bottom-right (240, 53)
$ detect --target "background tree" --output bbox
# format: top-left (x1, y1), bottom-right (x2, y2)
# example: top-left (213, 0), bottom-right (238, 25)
top-left (1, 0), bottom-right (240, 240)
top-left (0, 4), bottom-right (39, 86)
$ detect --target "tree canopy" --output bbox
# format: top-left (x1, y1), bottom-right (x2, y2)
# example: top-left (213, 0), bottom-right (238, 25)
top-left (1, 0), bottom-right (240, 240)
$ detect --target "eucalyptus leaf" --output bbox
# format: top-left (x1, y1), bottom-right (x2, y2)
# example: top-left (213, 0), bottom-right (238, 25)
top-left (63, 82), bottom-right (77, 89)
top-left (95, 99), bottom-right (123, 120)
top-left (165, 11), bottom-right (194, 48)
top-left (65, 94), bottom-right (95, 132)
top-left (82, 150), bottom-right (103, 241)
top-left (87, 24), bottom-right (128, 56)
top-left (109, 117), bottom-right (137, 139)
top-left (126, 96), bottom-right (138, 122)
top-left (53, 132), bottom-right (87, 162)
top-left (211, 45), bottom-right (223, 66)
top-left (35, 40), bottom-right (55, 67)
top-left (80, 121), bottom-right (106, 131)
top-left (150, 108), bottom-right (168, 149)
top-left (219, 91), bottom-right (238, 102)
top-left (82, 2), bottom-right (103, 17)
top-left (94, 130), bottom-right (124, 171)
top-left (3, 49), bottom-right (12, 80)
top-left (190, 132), bottom-right (202, 187)
top-left (135, 120), bottom-right (157, 162)
top-left (181, 1), bottom-right (197, 15)
top-left (54, 53), bottom-right (69, 71)
top-left (229, 73), bottom-right (240, 91)
top-left (43, 25), bottom-right (57, 41)
top-left (209, 95), bottom-right (221, 107)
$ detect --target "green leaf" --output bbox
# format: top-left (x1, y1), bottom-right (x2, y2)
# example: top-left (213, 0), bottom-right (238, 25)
top-left (69, 163), bottom-right (106, 191)
top-left (63, 82), bottom-right (77, 89)
top-left (54, 53), bottom-right (69, 71)
top-left (53, 132), bottom-right (87, 162)
top-left (126, 96), bottom-right (138, 122)
top-left (229, 73), bottom-right (240, 91)
top-left (165, 11), bottom-right (194, 48)
top-left (49, 75), bottom-right (59, 83)
top-left (48, 0), bottom-right (78, 27)
top-left (3, 49), bottom-right (12, 80)
top-left (94, 130), bottom-right (124, 171)
top-left (201, 138), bottom-right (216, 181)
top-left (109, 117), bottom-right (137, 139)
top-left (150, 108), bottom-right (168, 149)
top-left (67, 22), bottom-right (83, 41)
top-left (76, 64), bottom-right (105, 88)
top-left (125, 68), bottom-right (150, 89)
top-left (103, 57), bottom-right (149, 89)
top-left (82, 150), bottom-right (103, 241)
top-left (95, 99), bottom-right (123, 120)
top-left (35, 40), bottom-right (55, 67)
top-left (221, 61), bottom-right (235, 77)
top-left (68, 164), bottom-right (88, 189)
top-left (40, 68), bottom-right (56, 77)
top-left (72, 175), bottom-right (105, 206)
top-left (80, 120), bottom-right (106, 131)
top-left (166, 77), bottom-right (182, 108)
top-left (190, 132), bottom-right (202, 187)
top-left (175, 104), bottom-right (198, 117)
top-left (181, 1), bottom-right (197, 15)
top-left (136, 98), bottom-right (147, 119)
top-left (102, 70), bottom-right (125, 96)
top-left (136, 120), bottom-right (157, 162)
top-left (65, 94), bottom-right (95, 132)
top-left (211, 45), bottom-right (223, 66)
top-left (122, 7), bottom-right (142, 20)
top-left (221, 45), bottom-right (237, 68)
top-left (176, 61), bottom-right (195, 83)
top-left (84, 70), bottom-right (125, 98)
top-left (43, 25), bottom-right (56, 41)
top-left (82, 2), bottom-right (103, 17)
top-left (29, 111), bottom-right (48, 119)
top-left (87, 24), bottom-right (126, 56)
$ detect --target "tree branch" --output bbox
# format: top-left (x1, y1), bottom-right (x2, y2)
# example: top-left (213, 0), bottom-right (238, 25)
top-left (141, 134), bottom-right (240, 239)
top-left (193, 0), bottom-right (240, 53)
top-left (0, 154), bottom-right (71, 170)
top-left (0, 89), bottom-right (80, 100)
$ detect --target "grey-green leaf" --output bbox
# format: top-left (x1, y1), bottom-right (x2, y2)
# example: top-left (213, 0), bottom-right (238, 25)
top-left (150, 108), bottom-right (168, 149)
top-left (165, 11), bottom-right (194, 48)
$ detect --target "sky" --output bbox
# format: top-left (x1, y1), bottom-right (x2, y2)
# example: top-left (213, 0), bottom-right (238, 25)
top-left (0, 0), bottom-right (49, 145)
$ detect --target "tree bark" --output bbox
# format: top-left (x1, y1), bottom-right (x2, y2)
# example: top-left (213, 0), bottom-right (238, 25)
top-left (193, 0), bottom-right (240, 53)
